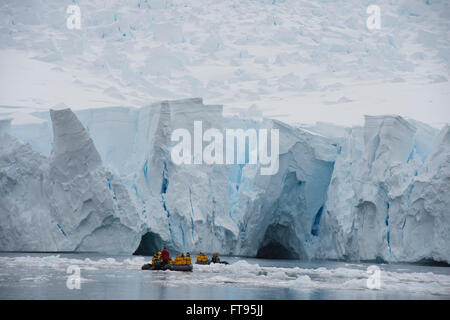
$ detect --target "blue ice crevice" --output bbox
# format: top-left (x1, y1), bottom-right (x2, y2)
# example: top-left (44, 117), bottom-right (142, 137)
top-left (311, 205), bottom-right (324, 236)
top-left (57, 224), bottom-right (67, 237)
top-left (159, 161), bottom-right (174, 244)
top-left (188, 187), bottom-right (195, 238)
top-left (161, 161), bottom-right (169, 194)
top-left (228, 164), bottom-right (245, 219)
top-left (143, 159), bottom-right (149, 180)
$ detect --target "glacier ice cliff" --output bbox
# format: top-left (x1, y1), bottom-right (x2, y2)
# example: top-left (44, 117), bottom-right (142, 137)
top-left (0, 109), bottom-right (141, 252)
top-left (316, 116), bottom-right (450, 263)
top-left (1, 99), bottom-right (449, 263)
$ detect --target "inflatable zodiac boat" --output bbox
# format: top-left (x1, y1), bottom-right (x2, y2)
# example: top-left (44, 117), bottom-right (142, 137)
top-left (141, 263), bottom-right (193, 272)
top-left (195, 260), bottom-right (229, 265)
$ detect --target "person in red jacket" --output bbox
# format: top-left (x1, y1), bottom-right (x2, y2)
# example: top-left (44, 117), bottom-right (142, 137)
top-left (161, 247), bottom-right (170, 265)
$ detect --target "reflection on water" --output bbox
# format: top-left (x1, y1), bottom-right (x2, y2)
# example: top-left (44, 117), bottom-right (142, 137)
top-left (0, 253), bottom-right (449, 300)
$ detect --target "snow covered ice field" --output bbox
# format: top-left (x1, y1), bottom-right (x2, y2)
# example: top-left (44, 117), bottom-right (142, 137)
top-left (0, 253), bottom-right (449, 299)
top-left (0, 0), bottom-right (449, 126)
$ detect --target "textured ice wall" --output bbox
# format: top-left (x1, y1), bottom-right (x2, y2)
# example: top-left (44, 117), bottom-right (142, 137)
top-left (227, 119), bottom-right (338, 259)
top-left (74, 99), bottom-right (339, 258)
top-left (3, 101), bottom-right (450, 263)
top-left (318, 116), bottom-right (450, 263)
top-left (4, 99), bottom-right (339, 258)
top-left (0, 109), bottom-right (141, 252)
top-left (128, 98), bottom-right (233, 254)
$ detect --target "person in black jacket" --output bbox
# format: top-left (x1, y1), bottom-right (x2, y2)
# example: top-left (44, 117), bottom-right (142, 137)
top-left (211, 253), bottom-right (220, 263)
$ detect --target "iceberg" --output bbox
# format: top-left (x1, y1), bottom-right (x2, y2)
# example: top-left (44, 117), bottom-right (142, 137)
top-left (1, 99), bottom-right (449, 264)
top-left (0, 109), bottom-right (141, 253)
top-left (318, 116), bottom-right (449, 263)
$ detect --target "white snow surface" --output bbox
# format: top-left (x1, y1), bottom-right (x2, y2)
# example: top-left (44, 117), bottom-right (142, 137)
top-left (0, 0), bottom-right (449, 127)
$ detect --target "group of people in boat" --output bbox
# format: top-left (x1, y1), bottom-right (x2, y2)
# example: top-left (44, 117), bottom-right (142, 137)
top-left (196, 252), bottom-right (209, 263)
top-left (151, 247), bottom-right (192, 266)
top-left (196, 252), bottom-right (223, 264)
top-left (150, 248), bottom-right (224, 266)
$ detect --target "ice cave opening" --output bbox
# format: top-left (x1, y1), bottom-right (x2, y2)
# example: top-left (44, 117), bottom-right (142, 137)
top-left (256, 241), bottom-right (297, 259)
top-left (133, 231), bottom-right (166, 256)
top-left (256, 224), bottom-right (301, 259)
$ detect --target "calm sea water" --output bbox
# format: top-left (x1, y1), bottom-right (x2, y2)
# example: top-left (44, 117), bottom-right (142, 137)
top-left (0, 253), bottom-right (449, 299)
